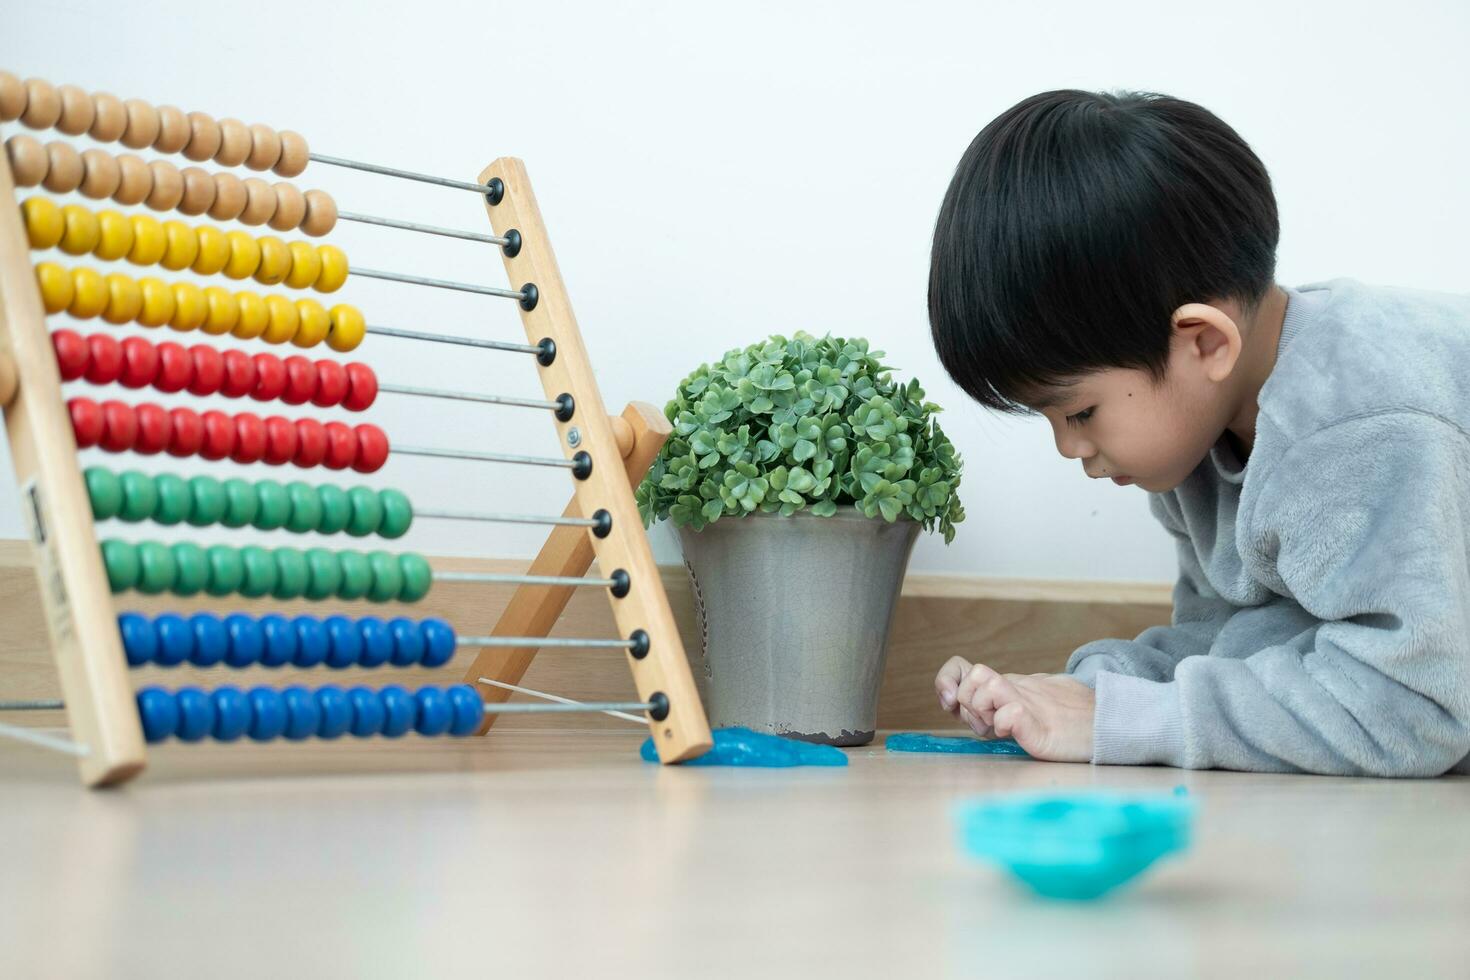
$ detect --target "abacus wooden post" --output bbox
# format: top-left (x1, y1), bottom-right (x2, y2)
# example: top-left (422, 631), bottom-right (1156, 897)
top-left (0, 143), bottom-right (147, 786)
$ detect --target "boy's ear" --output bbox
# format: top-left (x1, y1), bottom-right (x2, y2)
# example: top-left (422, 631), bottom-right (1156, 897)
top-left (1170, 303), bottom-right (1242, 383)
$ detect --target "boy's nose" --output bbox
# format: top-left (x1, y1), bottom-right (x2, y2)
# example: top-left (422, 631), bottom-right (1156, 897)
top-left (1054, 430), bottom-right (1095, 461)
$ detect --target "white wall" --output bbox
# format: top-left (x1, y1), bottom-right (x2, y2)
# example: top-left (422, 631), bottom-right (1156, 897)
top-left (1, 0), bottom-right (1466, 582)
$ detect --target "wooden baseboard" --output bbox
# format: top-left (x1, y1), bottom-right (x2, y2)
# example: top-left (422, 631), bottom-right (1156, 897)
top-left (0, 539), bottom-right (1171, 734)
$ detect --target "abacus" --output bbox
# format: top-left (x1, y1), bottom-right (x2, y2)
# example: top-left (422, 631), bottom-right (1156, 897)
top-left (0, 72), bottom-right (712, 786)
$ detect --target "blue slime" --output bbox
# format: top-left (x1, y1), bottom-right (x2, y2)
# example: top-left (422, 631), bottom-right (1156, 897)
top-left (640, 726), bottom-right (848, 767)
top-left (886, 732), bottom-right (1030, 756)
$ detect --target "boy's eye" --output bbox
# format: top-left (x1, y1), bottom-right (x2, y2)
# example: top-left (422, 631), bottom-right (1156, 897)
top-left (1065, 408), bottom-right (1095, 427)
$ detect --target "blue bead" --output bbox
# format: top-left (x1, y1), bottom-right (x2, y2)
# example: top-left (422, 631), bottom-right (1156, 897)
top-left (282, 685), bottom-right (320, 740)
top-left (347, 686), bottom-right (385, 737)
top-left (420, 618), bottom-right (456, 668)
top-left (190, 613), bottom-right (229, 667)
top-left (119, 612), bottom-right (156, 667)
top-left (154, 613), bottom-right (193, 668)
top-left (259, 613), bottom-right (296, 667)
top-left (315, 685), bottom-right (352, 738)
top-left (357, 617), bottom-right (393, 668)
top-left (388, 617), bottom-right (425, 666)
top-left (136, 687), bottom-right (178, 742)
top-left (292, 616), bottom-right (329, 668)
top-left (379, 685), bottom-right (414, 737)
top-left (175, 687), bottom-right (214, 742)
top-left (414, 686), bottom-right (453, 737)
top-left (223, 614), bottom-right (264, 668)
top-left (323, 615), bottom-right (361, 669)
top-left (247, 687), bottom-right (287, 741)
top-left (211, 686), bottom-right (250, 741)
top-left (447, 684), bottom-right (483, 736)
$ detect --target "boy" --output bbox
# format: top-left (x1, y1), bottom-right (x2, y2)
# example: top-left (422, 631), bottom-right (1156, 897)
top-left (927, 90), bottom-right (1470, 776)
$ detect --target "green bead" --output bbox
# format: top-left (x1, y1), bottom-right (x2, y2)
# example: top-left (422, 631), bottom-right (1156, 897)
top-left (239, 545), bottom-right (278, 598)
top-left (118, 471), bottom-right (158, 523)
top-left (171, 542), bottom-right (209, 596)
top-left (317, 485), bottom-right (351, 534)
top-left (377, 489), bottom-right (413, 539)
top-left (366, 550), bottom-right (403, 602)
top-left (221, 478), bottom-right (258, 529)
top-left (206, 545), bottom-right (244, 597)
top-left (346, 486), bottom-right (383, 537)
top-left (337, 550), bottom-right (372, 600)
top-left (304, 547), bottom-right (342, 600)
top-left (100, 539), bottom-right (139, 592)
top-left (153, 473), bottom-right (191, 526)
top-left (272, 547), bottom-right (309, 599)
top-left (255, 480), bottom-right (291, 531)
top-left (136, 541), bottom-right (177, 595)
top-left (187, 476), bottom-right (227, 527)
top-left (397, 552), bottom-right (432, 602)
top-left (285, 482), bottom-right (323, 534)
top-left (85, 467), bottom-right (123, 521)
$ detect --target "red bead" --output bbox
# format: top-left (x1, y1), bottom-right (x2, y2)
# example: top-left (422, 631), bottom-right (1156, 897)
top-left (293, 418), bottom-right (327, 467)
top-left (83, 334), bottom-right (123, 385)
top-left (155, 343), bottom-right (192, 393)
top-left (232, 413), bottom-right (267, 464)
top-left (220, 349), bottom-right (256, 399)
top-left (200, 410), bottom-right (235, 461)
top-left (119, 336), bottom-right (159, 389)
top-left (342, 362), bottom-right (378, 411)
top-left (251, 353), bottom-right (287, 402)
top-left (352, 424), bottom-right (389, 473)
top-left (323, 421), bottom-right (356, 470)
top-left (168, 407), bottom-right (204, 457)
top-left (282, 356), bottom-right (316, 405)
top-left (53, 330), bottom-right (88, 381)
top-left (133, 402), bottom-right (170, 455)
top-left (187, 345), bottom-right (225, 397)
top-left (68, 398), bottom-right (104, 448)
top-left (312, 360), bottom-right (348, 408)
top-left (99, 400), bottom-right (138, 453)
top-left (263, 415), bottom-right (298, 465)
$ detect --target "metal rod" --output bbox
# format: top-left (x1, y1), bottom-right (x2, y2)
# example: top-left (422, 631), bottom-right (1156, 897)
top-left (351, 266), bottom-right (527, 302)
top-left (433, 571), bottom-right (617, 588)
top-left (366, 325), bottom-right (542, 356)
top-left (477, 677), bottom-right (646, 724)
top-left (0, 699), bottom-right (64, 710)
top-left (394, 445), bottom-right (576, 469)
top-left (338, 209), bottom-right (508, 246)
top-left (378, 382), bottom-right (560, 412)
top-left (414, 507), bottom-right (600, 529)
top-left (457, 635), bottom-right (635, 650)
top-left (309, 152), bottom-right (499, 195)
top-left (0, 721), bottom-right (89, 757)
top-left (480, 700), bottom-right (653, 716)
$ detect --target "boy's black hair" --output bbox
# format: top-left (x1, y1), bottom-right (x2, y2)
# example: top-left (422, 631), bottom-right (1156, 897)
top-left (928, 89), bottom-right (1279, 413)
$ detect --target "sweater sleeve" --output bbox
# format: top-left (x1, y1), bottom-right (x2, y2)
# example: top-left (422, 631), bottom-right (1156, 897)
top-left (1090, 413), bottom-right (1470, 776)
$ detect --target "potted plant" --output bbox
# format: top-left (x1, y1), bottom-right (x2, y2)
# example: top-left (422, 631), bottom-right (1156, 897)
top-left (637, 332), bottom-right (964, 745)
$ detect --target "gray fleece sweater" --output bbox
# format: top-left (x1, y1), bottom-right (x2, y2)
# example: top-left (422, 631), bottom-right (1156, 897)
top-left (1067, 279), bottom-right (1470, 777)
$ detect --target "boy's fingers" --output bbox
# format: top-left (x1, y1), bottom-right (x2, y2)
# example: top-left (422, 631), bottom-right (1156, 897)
top-left (993, 701), bottom-right (1027, 741)
top-left (935, 656), bottom-right (972, 710)
top-left (955, 662), bottom-right (1000, 706)
top-left (959, 665), bottom-right (1017, 728)
top-left (959, 705), bottom-right (993, 739)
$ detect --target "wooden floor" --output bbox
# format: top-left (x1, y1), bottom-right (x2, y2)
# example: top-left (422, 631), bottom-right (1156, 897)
top-left (1, 730), bottom-right (1467, 979)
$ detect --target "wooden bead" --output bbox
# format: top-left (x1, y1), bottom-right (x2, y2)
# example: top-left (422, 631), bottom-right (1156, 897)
top-left (5, 134), bottom-right (49, 186)
top-left (0, 348), bottom-right (16, 408)
top-left (20, 79), bottom-right (61, 129)
top-left (177, 166), bottom-right (217, 216)
top-left (145, 160), bottom-right (185, 211)
top-left (154, 105), bottom-right (191, 154)
top-left (215, 118), bottom-right (252, 167)
top-left (78, 148), bottom-right (122, 199)
top-left (269, 182), bottom-right (306, 231)
top-left (208, 172), bottom-right (247, 221)
top-left (42, 141), bottom-right (84, 193)
top-left (274, 130), bottom-right (309, 177)
top-left (184, 111), bottom-right (222, 162)
top-left (300, 189), bottom-right (338, 237)
top-left (90, 92), bottom-right (128, 142)
top-left (0, 71), bottom-right (25, 122)
top-left (245, 123), bottom-right (282, 171)
top-left (56, 84), bottom-right (96, 136)
top-left (239, 177), bottom-right (277, 226)
top-left (114, 154), bottom-right (153, 206)
top-left (121, 98), bottom-right (161, 150)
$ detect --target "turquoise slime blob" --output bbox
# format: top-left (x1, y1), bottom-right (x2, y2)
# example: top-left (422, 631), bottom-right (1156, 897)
top-left (640, 726), bottom-right (848, 767)
top-left (886, 732), bottom-right (1029, 756)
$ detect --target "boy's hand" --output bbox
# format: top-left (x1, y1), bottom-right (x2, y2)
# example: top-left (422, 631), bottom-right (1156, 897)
top-left (954, 663), bottom-right (1096, 762)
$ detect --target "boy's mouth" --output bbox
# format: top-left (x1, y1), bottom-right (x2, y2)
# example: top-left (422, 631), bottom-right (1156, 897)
top-left (1111, 476), bottom-right (1134, 486)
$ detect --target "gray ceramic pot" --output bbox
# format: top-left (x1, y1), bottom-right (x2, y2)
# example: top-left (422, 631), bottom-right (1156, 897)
top-left (676, 507), bottom-right (920, 745)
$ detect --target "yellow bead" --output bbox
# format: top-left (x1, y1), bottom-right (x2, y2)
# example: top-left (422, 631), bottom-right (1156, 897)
top-left (102, 272), bottom-right (143, 325)
top-left (283, 240), bottom-right (321, 290)
top-left (233, 291), bottom-right (269, 339)
top-left (21, 198), bottom-right (64, 249)
top-left (161, 221), bottom-right (200, 272)
top-left (202, 286), bottom-right (239, 335)
top-left (262, 294), bottom-right (299, 344)
top-left (253, 235), bottom-right (291, 286)
top-left (292, 298), bottom-right (330, 348)
top-left (95, 210), bottom-right (135, 262)
top-left (137, 276), bottom-right (176, 327)
top-left (69, 267), bottom-right (108, 319)
top-left (327, 304), bottom-right (366, 352)
top-left (193, 226), bottom-right (230, 276)
top-left (59, 205), bottom-right (101, 257)
top-left (313, 244), bottom-right (349, 293)
top-left (127, 215), bottom-right (167, 266)
top-left (35, 261), bottom-right (74, 314)
top-left (224, 230), bottom-right (261, 280)
top-left (170, 282), bottom-right (208, 332)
